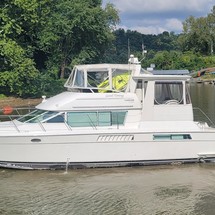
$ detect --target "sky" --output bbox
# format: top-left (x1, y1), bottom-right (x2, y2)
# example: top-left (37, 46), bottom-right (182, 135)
top-left (103, 0), bottom-right (214, 34)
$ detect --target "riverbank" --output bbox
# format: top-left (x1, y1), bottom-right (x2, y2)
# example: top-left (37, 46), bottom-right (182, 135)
top-left (0, 97), bottom-right (42, 109)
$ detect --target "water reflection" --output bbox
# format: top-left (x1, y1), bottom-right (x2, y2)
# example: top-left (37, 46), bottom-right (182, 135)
top-left (1, 165), bottom-right (215, 215)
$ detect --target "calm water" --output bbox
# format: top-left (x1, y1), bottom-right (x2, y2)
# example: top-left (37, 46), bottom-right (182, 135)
top-left (1, 83), bottom-right (215, 215)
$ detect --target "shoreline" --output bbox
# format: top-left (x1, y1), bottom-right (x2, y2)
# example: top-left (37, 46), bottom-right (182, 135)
top-left (0, 97), bottom-right (42, 109)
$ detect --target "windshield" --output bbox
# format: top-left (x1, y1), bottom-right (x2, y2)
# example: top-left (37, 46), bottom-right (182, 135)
top-left (17, 110), bottom-right (60, 123)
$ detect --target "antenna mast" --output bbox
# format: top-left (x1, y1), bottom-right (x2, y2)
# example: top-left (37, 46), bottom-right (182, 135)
top-left (140, 42), bottom-right (147, 62)
top-left (128, 38), bottom-right (130, 60)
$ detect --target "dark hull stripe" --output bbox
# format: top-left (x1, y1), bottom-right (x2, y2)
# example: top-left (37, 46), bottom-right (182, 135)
top-left (0, 157), bottom-right (215, 170)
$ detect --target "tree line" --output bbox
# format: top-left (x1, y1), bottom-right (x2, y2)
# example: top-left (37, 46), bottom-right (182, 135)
top-left (0, 1), bottom-right (215, 98)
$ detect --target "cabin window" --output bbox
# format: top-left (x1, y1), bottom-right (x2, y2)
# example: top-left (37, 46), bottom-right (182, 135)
top-left (137, 80), bottom-right (143, 89)
top-left (154, 81), bottom-right (183, 105)
top-left (46, 114), bottom-right (65, 123)
top-left (111, 112), bottom-right (127, 125)
top-left (185, 82), bottom-right (191, 104)
top-left (153, 134), bottom-right (192, 140)
top-left (67, 111), bottom-right (127, 127)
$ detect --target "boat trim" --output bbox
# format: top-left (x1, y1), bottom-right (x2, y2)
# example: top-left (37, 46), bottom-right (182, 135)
top-left (0, 157), bottom-right (214, 170)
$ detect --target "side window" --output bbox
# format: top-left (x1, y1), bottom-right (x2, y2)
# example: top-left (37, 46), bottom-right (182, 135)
top-left (111, 112), bottom-right (127, 125)
top-left (185, 82), bottom-right (191, 104)
top-left (154, 81), bottom-right (183, 105)
top-left (67, 111), bottom-right (127, 127)
top-left (153, 134), bottom-right (192, 140)
top-left (99, 112), bottom-right (111, 126)
top-left (67, 112), bottom-right (97, 127)
top-left (46, 114), bottom-right (65, 123)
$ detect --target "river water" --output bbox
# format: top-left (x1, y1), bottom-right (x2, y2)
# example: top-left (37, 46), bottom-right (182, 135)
top-left (0, 83), bottom-right (215, 215)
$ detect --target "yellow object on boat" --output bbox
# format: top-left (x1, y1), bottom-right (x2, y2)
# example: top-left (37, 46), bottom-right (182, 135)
top-left (98, 72), bottom-right (130, 93)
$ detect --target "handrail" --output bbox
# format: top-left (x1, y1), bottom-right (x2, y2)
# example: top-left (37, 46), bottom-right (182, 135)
top-left (37, 119), bottom-right (46, 132)
top-left (193, 107), bottom-right (215, 127)
top-left (9, 116), bottom-right (20, 133)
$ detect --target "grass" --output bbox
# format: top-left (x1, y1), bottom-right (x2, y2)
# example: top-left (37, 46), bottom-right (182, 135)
top-left (0, 94), bottom-right (7, 99)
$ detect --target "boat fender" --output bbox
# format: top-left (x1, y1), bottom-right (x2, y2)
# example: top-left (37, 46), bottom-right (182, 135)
top-left (2, 106), bottom-right (13, 115)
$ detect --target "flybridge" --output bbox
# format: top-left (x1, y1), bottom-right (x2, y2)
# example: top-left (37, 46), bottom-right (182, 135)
top-left (64, 55), bottom-right (191, 94)
top-left (64, 55), bottom-right (143, 93)
top-left (64, 63), bottom-right (136, 93)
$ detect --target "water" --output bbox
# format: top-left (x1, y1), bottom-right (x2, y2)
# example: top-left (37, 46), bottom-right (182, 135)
top-left (1, 165), bottom-right (215, 215)
top-left (1, 83), bottom-right (215, 215)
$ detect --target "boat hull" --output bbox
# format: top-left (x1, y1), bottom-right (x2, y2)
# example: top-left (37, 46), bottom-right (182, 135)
top-left (0, 131), bottom-right (215, 170)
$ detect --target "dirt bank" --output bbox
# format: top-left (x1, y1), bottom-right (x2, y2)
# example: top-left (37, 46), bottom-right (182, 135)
top-left (0, 97), bottom-right (42, 109)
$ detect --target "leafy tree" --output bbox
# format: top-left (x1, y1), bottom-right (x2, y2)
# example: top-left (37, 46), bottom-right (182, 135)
top-left (0, 1), bottom-right (40, 97)
top-left (103, 29), bottom-right (180, 64)
top-left (179, 5), bottom-right (215, 55)
top-left (37, 0), bottom-right (119, 78)
top-left (0, 0), bottom-right (119, 97)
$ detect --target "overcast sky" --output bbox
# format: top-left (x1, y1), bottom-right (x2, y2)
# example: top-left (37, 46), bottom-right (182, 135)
top-left (103, 0), bottom-right (214, 34)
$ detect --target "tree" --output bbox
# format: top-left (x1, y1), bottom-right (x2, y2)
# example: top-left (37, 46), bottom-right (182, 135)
top-left (207, 6), bottom-right (215, 55)
top-left (37, 0), bottom-right (119, 78)
top-left (0, 0), bottom-right (119, 96)
top-left (179, 5), bottom-right (215, 55)
top-left (0, 0), bottom-right (40, 97)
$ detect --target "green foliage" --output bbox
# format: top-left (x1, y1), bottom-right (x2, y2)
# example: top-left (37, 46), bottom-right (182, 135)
top-left (0, 0), bottom-right (119, 97)
top-left (180, 6), bottom-right (215, 55)
top-left (0, 94), bottom-right (6, 99)
top-left (1, 0), bottom-right (215, 99)
top-left (102, 29), bottom-right (180, 64)
top-left (36, 0), bottom-right (119, 78)
top-left (142, 50), bottom-right (215, 71)
top-left (32, 73), bottom-right (65, 98)
top-left (0, 37), bottom-right (39, 97)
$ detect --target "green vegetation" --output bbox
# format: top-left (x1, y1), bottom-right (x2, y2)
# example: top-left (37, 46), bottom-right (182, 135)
top-left (0, 94), bottom-right (6, 99)
top-left (0, 0), bottom-right (119, 97)
top-left (0, 1), bottom-right (215, 98)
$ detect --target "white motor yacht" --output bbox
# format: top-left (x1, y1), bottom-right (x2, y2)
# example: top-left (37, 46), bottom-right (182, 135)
top-left (0, 55), bottom-right (215, 170)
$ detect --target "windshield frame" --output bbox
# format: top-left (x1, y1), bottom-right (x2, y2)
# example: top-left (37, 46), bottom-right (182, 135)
top-left (17, 109), bottom-right (63, 123)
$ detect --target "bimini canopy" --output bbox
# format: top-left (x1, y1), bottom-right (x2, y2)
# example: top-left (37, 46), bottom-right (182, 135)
top-left (64, 64), bottom-right (136, 93)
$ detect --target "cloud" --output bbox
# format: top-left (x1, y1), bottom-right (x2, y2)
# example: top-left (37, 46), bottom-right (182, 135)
top-left (165, 19), bottom-right (183, 32)
top-left (107, 0), bottom-right (213, 15)
top-left (117, 18), bottom-right (183, 35)
top-left (103, 0), bottom-right (214, 34)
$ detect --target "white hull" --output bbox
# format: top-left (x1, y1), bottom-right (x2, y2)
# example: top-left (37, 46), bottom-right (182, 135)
top-left (1, 129), bottom-right (215, 169)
